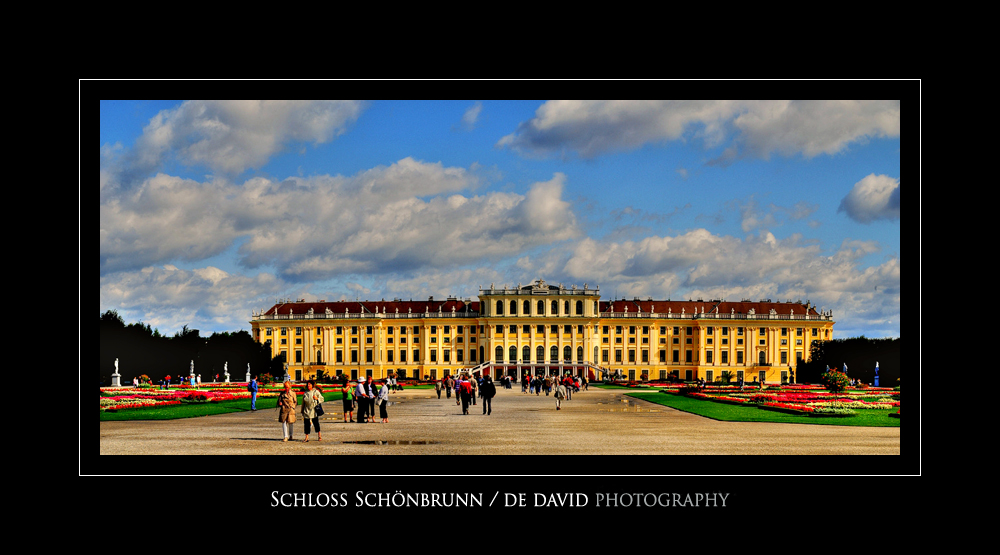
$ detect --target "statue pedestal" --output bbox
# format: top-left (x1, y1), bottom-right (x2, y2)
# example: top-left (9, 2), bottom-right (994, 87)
top-left (224, 372), bottom-right (230, 383)
top-left (111, 373), bottom-right (121, 387)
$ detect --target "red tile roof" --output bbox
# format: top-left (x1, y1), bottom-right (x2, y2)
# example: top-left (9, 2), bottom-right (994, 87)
top-left (262, 298), bottom-right (816, 317)
top-left (599, 299), bottom-right (818, 315)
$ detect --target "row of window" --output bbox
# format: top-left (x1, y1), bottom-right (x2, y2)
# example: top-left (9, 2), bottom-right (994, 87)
top-left (278, 344), bottom-right (805, 367)
top-left (278, 347), bottom-right (485, 365)
top-left (494, 299), bottom-right (591, 316)
top-left (262, 324), bottom-right (821, 338)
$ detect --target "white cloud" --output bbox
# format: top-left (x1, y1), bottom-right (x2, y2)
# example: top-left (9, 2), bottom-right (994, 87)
top-left (100, 265), bottom-right (285, 333)
top-left (100, 156), bottom-right (579, 282)
top-left (838, 173), bottom-right (901, 223)
top-left (108, 100), bottom-right (366, 186)
top-left (460, 101), bottom-right (483, 130)
top-left (510, 228), bottom-right (898, 331)
top-left (498, 100), bottom-right (900, 162)
top-left (100, 173), bottom-right (241, 274)
top-left (733, 100), bottom-right (900, 159)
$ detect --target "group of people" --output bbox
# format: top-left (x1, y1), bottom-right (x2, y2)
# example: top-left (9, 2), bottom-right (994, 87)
top-left (433, 373), bottom-right (500, 414)
top-left (433, 372), bottom-right (587, 413)
top-left (273, 375), bottom-right (395, 442)
top-left (521, 373), bottom-right (586, 398)
top-left (347, 376), bottom-right (391, 424)
top-left (270, 369), bottom-right (593, 442)
top-left (275, 379), bottom-right (326, 442)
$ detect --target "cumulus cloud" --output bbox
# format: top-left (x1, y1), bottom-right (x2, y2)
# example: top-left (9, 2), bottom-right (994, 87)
top-left (104, 100), bottom-right (366, 188)
top-left (512, 228), bottom-right (898, 329)
top-left (100, 265), bottom-right (285, 333)
top-left (100, 173), bottom-right (241, 274)
top-left (100, 156), bottom-right (579, 282)
top-left (498, 100), bottom-right (899, 162)
top-left (838, 173), bottom-right (900, 223)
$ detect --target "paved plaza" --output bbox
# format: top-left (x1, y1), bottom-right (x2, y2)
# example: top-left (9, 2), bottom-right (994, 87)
top-left (99, 385), bottom-right (901, 455)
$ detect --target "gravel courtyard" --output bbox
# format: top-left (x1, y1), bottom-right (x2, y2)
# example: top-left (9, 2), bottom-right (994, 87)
top-left (99, 385), bottom-right (900, 455)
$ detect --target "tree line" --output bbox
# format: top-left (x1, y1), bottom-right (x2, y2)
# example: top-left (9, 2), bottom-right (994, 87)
top-left (100, 310), bottom-right (283, 386)
top-left (797, 337), bottom-right (901, 386)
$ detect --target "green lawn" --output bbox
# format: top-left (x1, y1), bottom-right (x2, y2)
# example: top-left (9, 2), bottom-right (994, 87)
top-left (625, 390), bottom-right (900, 427)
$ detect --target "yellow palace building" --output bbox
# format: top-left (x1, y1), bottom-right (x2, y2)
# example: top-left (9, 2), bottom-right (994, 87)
top-left (250, 279), bottom-right (834, 384)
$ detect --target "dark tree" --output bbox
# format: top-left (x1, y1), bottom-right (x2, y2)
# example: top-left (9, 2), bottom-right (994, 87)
top-left (100, 311), bottom-right (281, 385)
top-left (798, 337), bottom-right (901, 386)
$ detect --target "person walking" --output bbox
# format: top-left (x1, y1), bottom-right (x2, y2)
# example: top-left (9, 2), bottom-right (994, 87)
top-left (481, 375), bottom-right (496, 415)
top-left (248, 376), bottom-right (258, 411)
top-left (554, 381), bottom-right (567, 410)
top-left (470, 376), bottom-right (478, 406)
top-left (459, 375), bottom-right (473, 414)
top-left (435, 379), bottom-right (442, 399)
top-left (445, 375), bottom-right (453, 399)
top-left (377, 379), bottom-right (390, 423)
top-left (278, 380), bottom-right (297, 441)
top-left (301, 380), bottom-right (324, 442)
top-left (341, 379), bottom-right (355, 422)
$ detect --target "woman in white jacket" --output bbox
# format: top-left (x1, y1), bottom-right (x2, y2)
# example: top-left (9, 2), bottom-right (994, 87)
top-left (378, 379), bottom-right (390, 423)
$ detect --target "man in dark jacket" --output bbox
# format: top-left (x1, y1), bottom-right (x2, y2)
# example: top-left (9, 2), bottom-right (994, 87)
top-left (481, 375), bottom-right (497, 415)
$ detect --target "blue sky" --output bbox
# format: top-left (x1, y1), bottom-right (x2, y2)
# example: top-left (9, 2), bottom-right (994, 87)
top-left (99, 99), bottom-right (902, 338)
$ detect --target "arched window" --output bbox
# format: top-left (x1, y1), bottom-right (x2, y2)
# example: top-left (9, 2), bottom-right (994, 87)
top-left (523, 300), bottom-right (530, 314)
top-left (510, 300), bottom-right (517, 315)
top-left (510, 345), bottom-right (517, 363)
top-left (550, 345), bottom-right (558, 361)
top-left (577, 346), bottom-right (583, 362)
top-left (551, 300), bottom-right (558, 314)
top-left (563, 346), bottom-right (572, 361)
top-left (495, 346), bottom-right (503, 362)
top-left (759, 351), bottom-right (766, 365)
top-left (536, 345), bottom-right (544, 362)
top-left (522, 345), bottom-right (530, 362)
top-left (564, 300), bottom-right (570, 314)
top-left (538, 300), bottom-right (545, 315)
top-left (576, 300), bottom-right (583, 315)
top-left (496, 300), bottom-right (504, 315)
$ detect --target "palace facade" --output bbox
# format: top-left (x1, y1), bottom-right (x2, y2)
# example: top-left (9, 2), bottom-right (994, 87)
top-left (249, 279), bottom-right (834, 384)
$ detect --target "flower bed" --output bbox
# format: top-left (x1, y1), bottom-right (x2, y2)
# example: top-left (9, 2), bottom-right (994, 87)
top-left (677, 384), bottom-right (896, 418)
top-left (100, 385), bottom-right (279, 411)
top-left (759, 402), bottom-right (815, 415)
